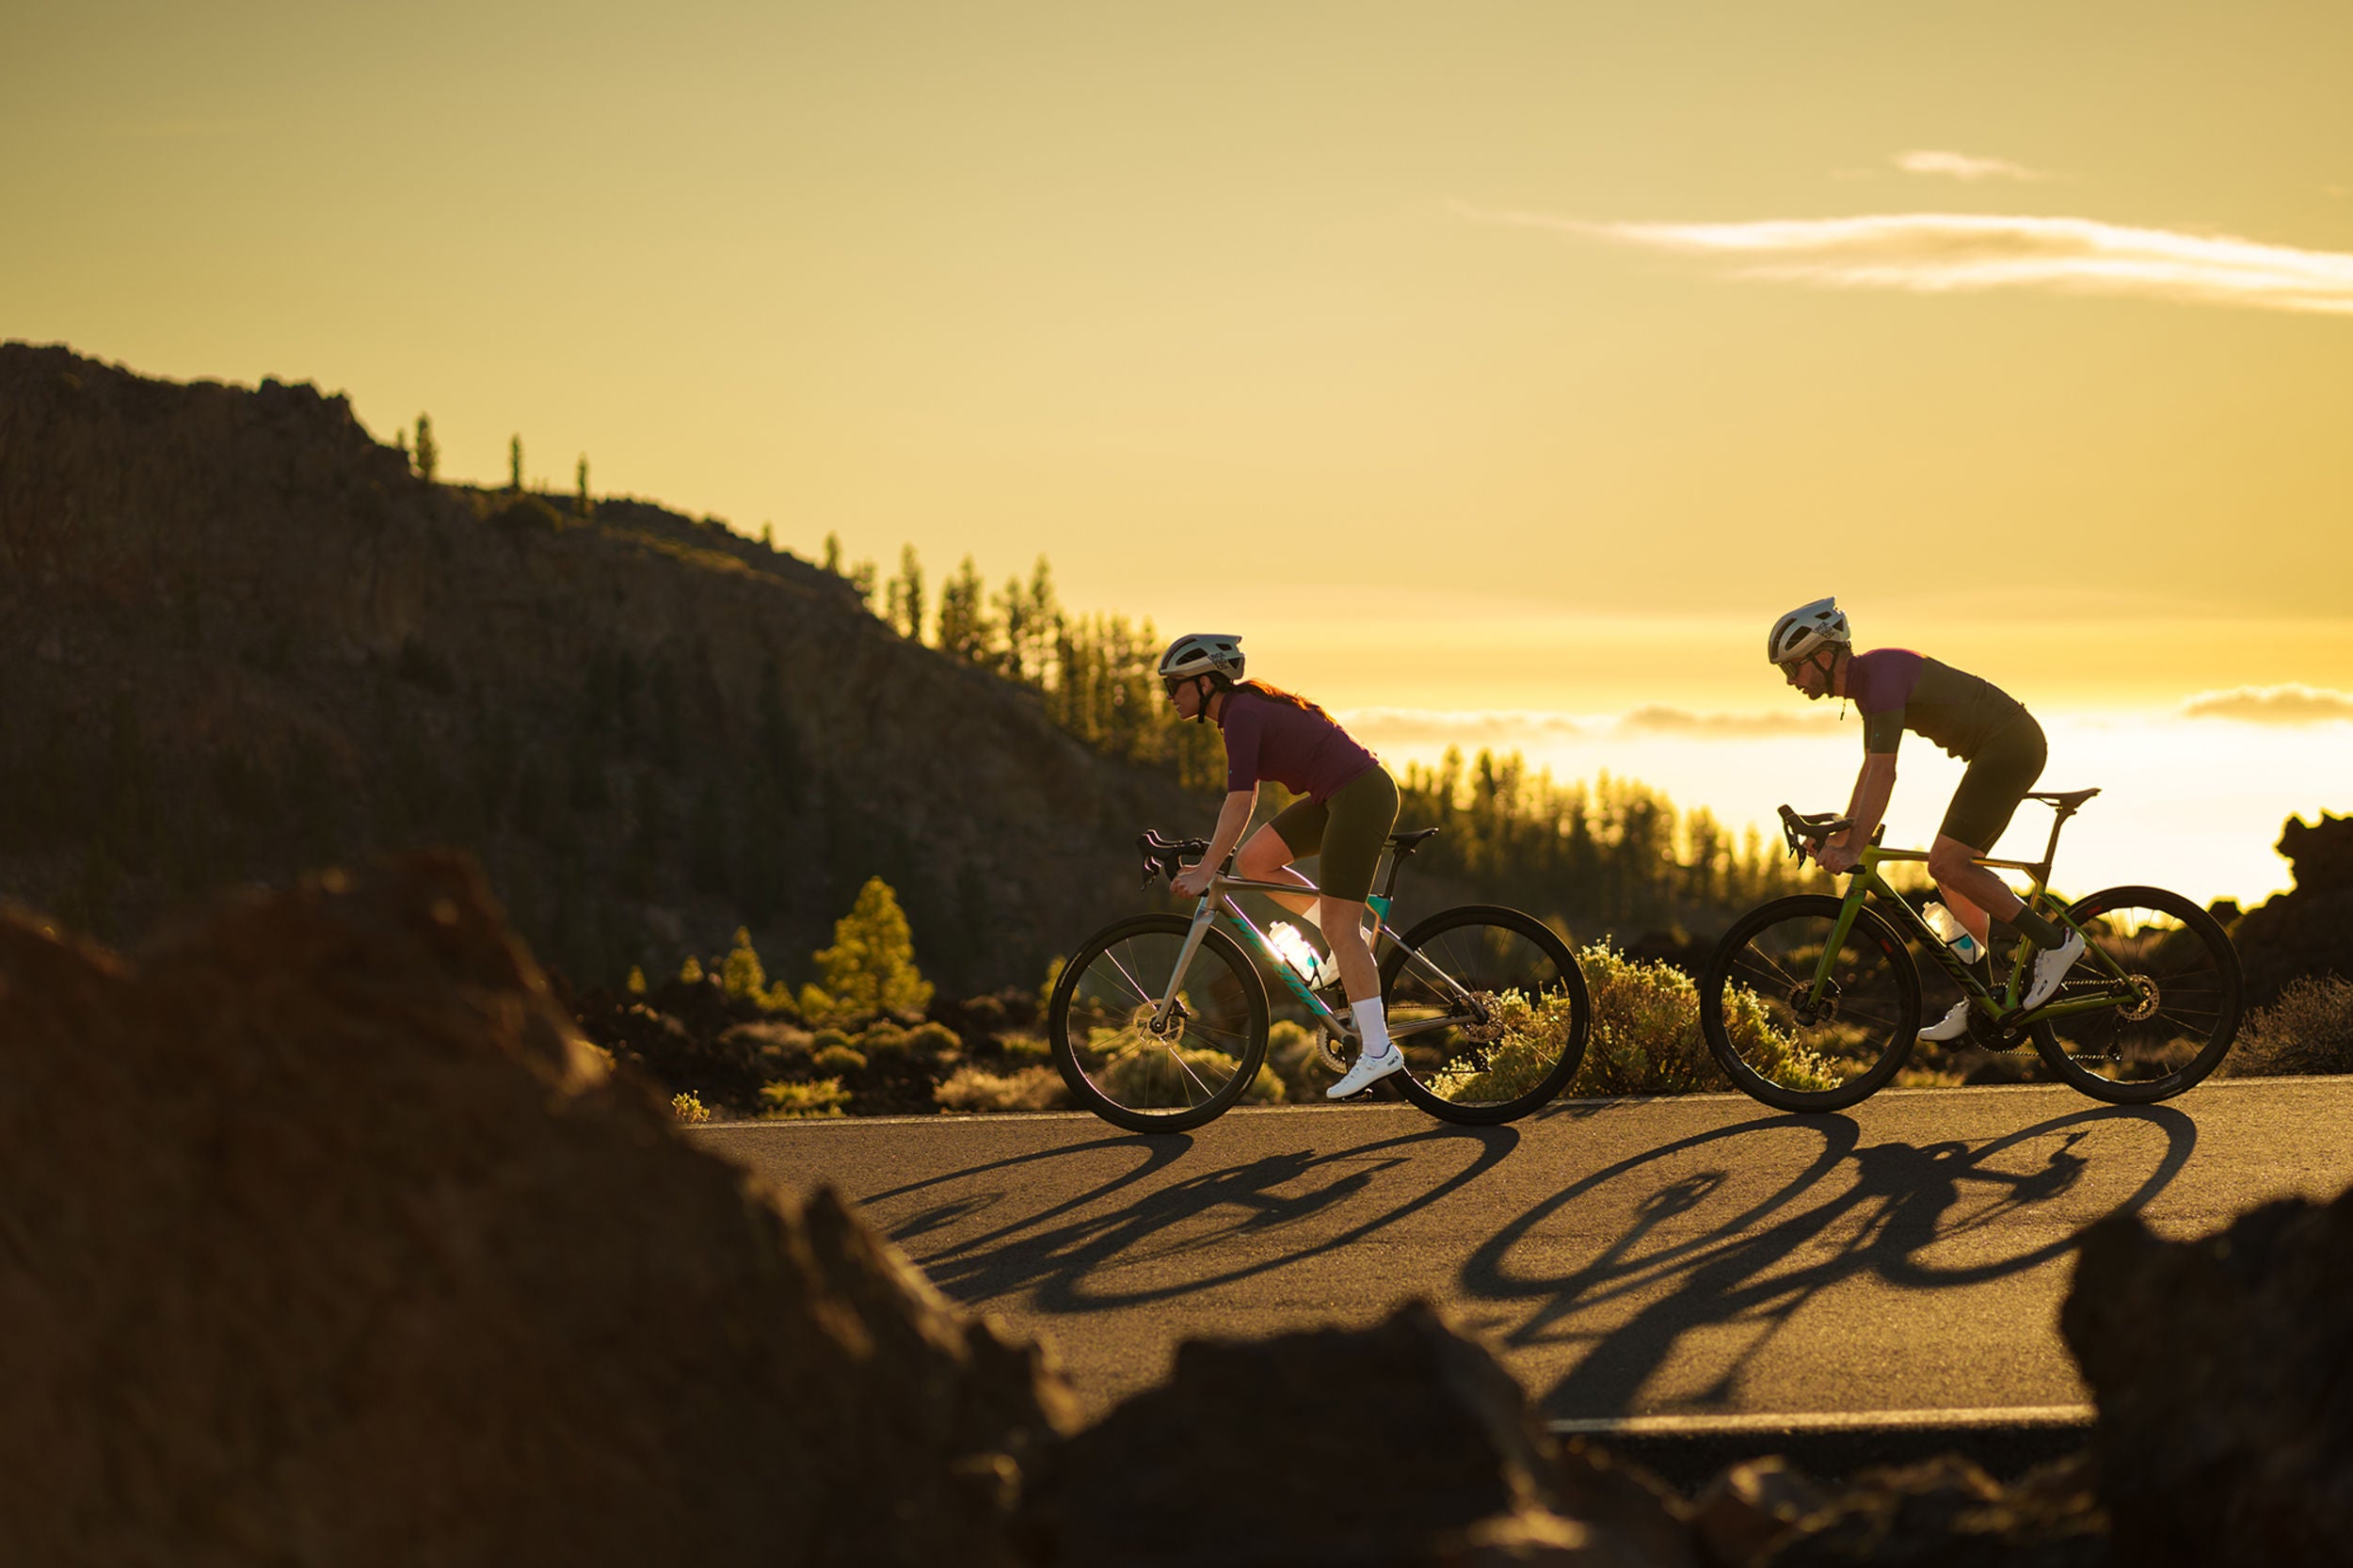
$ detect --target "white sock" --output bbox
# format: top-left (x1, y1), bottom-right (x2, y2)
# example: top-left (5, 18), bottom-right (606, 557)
top-left (1352, 998), bottom-right (1392, 1057)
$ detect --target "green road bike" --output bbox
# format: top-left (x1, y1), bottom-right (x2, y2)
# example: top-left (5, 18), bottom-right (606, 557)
top-left (1048, 828), bottom-right (1591, 1132)
top-left (1698, 791), bottom-right (2242, 1112)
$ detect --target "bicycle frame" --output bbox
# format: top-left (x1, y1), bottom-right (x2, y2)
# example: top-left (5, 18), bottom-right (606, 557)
top-left (1808, 807), bottom-right (2147, 1029)
top-left (1144, 863), bottom-right (1481, 1046)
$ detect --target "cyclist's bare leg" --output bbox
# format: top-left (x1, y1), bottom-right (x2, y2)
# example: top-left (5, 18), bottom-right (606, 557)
top-left (1236, 825), bottom-right (1319, 919)
top-left (1319, 894), bottom-right (1380, 1002)
top-left (1927, 836), bottom-right (2025, 946)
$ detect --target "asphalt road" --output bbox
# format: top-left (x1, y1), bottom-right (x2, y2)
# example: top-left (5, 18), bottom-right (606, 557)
top-left (700, 1079), bottom-right (2353, 1435)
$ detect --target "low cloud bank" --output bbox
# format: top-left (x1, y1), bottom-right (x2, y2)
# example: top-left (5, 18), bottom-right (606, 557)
top-left (2181, 686), bottom-right (2353, 726)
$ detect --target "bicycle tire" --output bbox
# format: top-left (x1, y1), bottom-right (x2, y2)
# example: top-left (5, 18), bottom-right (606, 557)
top-left (1379, 904), bottom-right (1588, 1125)
top-left (1048, 915), bottom-right (1270, 1133)
top-left (1700, 893), bottom-right (1922, 1113)
top-left (2027, 885), bottom-right (2242, 1104)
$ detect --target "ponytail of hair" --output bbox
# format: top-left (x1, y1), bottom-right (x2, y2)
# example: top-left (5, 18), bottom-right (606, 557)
top-left (1230, 680), bottom-right (1331, 721)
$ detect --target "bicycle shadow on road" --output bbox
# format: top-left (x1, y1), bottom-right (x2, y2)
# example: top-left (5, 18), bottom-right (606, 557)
top-left (1460, 1105), bottom-right (2197, 1420)
top-left (870, 1122), bottom-right (1524, 1315)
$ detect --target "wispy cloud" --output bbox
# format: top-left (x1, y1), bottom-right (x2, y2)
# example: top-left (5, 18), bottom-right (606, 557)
top-left (2182, 686), bottom-right (2353, 725)
top-left (1893, 150), bottom-right (2049, 182)
top-left (1460, 203), bottom-right (2353, 316)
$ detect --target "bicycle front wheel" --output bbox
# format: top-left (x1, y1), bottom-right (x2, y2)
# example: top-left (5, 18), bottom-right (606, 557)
top-left (1048, 915), bottom-right (1271, 1132)
top-left (1380, 905), bottom-right (1588, 1125)
top-left (1700, 894), bottom-right (1921, 1112)
top-left (2029, 886), bottom-right (2242, 1104)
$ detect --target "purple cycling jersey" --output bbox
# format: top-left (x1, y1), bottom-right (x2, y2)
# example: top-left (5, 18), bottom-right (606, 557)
top-left (1847, 648), bottom-right (2027, 760)
top-left (1217, 688), bottom-right (1378, 802)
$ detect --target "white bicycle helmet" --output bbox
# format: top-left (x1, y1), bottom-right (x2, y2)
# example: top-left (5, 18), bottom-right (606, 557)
top-left (1157, 632), bottom-right (1246, 682)
top-left (1767, 599), bottom-right (1849, 665)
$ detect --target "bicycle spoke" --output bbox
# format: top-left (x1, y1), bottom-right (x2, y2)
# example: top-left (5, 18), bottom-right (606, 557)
top-left (1701, 895), bottom-right (1918, 1112)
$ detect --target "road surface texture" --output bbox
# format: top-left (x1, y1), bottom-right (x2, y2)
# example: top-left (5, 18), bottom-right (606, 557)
top-left (701, 1078), bottom-right (2352, 1476)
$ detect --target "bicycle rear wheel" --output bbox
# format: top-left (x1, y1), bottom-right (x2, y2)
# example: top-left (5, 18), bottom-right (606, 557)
top-left (1047, 915), bottom-right (1270, 1132)
top-left (1379, 905), bottom-right (1588, 1125)
top-left (1700, 894), bottom-right (1921, 1112)
top-left (2029, 886), bottom-right (2241, 1104)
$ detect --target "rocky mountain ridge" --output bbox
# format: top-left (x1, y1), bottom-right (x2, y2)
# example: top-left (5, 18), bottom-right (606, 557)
top-left (0, 341), bottom-right (1195, 991)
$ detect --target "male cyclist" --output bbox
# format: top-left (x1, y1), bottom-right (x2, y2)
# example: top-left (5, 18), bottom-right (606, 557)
top-left (1769, 598), bottom-right (2085, 1040)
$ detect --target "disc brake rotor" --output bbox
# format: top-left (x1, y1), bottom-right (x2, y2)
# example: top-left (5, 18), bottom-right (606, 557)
top-left (2121, 977), bottom-right (2161, 1022)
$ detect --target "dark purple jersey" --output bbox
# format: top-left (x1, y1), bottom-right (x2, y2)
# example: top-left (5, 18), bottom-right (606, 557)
top-left (1848, 648), bottom-right (2028, 760)
top-left (1217, 688), bottom-right (1378, 801)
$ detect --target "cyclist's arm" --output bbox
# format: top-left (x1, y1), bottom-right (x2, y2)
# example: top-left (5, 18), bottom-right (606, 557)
top-left (1833, 751), bottom-right (1897, 852)
top-left (1195, 790), bottom-right (1257, 870)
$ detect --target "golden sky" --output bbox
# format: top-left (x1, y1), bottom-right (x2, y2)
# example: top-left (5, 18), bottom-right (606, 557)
top-left (10, 2), bottom-right (2353, 897)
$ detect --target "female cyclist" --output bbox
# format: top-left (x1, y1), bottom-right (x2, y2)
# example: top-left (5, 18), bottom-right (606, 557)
top-left (1157, 632), bottom-right (1405, 1097)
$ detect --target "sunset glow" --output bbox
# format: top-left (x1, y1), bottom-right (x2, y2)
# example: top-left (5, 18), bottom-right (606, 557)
top-left (9, 2), bottom-right (2349, 907)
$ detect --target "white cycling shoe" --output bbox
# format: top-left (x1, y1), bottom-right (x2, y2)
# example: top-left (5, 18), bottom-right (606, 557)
top-left (1917, 999), bottom-right (1974, 1043)
top-left (1325, 1045), bottom-right (1403, 1099)
top-left (2023, 932), bottom-right (2089, 1011)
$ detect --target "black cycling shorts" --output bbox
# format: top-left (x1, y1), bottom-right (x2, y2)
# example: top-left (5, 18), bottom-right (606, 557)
top-left (1268, 765), bottom-right (1401, 903)
top-left (1939, 713), bottom-right (2047, 853)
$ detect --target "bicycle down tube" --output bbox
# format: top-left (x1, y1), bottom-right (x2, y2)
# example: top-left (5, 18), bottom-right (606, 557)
top-left (1160, 871), bottom-right (1481, 1045)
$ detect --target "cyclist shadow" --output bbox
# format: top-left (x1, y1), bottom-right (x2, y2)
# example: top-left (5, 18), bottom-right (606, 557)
top-left (875, 1122), bottom-right (1523, 1315)
top-left (1465, 1105), bottom-right (2197, 1419)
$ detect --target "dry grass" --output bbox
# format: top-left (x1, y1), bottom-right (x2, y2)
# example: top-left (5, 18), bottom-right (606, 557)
top-left (935, 1064), bottom-right (1070, 1112)
top-left (2222, 974), bottom-right (2353, 1077)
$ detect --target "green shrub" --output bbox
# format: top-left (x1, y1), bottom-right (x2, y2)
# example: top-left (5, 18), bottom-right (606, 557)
top-left (936, 1064), bottom-right (1070, 1112)
top-left (1264, 1019), bottom-right (1328, 1100)
top-left (993, 1031), bottom-right (1050, 1065)
top-left (721, 1019), bottom-right (813, 1069)
top-left (901, 1020), bottom-right (961, 1065)
top-left (2224, 974), bottom-right (2353, 1077)
top-left (812, 1044), bottom-right (868, 1076)
top-left (1096, 1043), bottom-right (1283, 1107)
top-left (759, 1079), bottom-right (849, 1119)
top-left (1567, 944), bottom-right (1732, 1096)
top-left (671, 1091), bottom-right (712, 1125)
top-left (1422, 988), bottom-right (1585, 1104)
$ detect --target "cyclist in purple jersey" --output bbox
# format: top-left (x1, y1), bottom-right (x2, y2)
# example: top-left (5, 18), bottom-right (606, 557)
top-left (1768, 598), bottom-right (2086, 1035)
top-left (1156, 632), bottom-right (1405, 1097)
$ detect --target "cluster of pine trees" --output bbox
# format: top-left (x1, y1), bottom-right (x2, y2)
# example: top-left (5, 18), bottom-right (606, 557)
top-left (824, 538), bottom-right (1819, 944)
top-left (825, 535), bottom-right (1226, 791)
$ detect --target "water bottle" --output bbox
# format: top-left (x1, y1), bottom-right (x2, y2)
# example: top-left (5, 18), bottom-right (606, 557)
top-left (1268, 922), bottom-right (1327, 985)
top-left (1925, 903), bottom-right (1985, 965)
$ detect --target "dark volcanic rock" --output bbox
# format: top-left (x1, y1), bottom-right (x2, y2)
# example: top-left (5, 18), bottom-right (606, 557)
top-left (2225, 811), bottom-right (2353, 1004)
top-left (2060, 1186), bottom-right (2353, 1568)
top-left (1757, 1453), bottom-right (2105, 1568)
top-left (1029, 1300), bottom-right (1693, 1567)
top-left (0, 852), bottom-right (1076, 1567)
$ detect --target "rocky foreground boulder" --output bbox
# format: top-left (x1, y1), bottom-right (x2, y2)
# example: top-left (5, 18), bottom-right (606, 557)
top-left (2062, 1186), bottom-right (2353, 1568)
top-left (0, 852), bottom-right (1074, 1567)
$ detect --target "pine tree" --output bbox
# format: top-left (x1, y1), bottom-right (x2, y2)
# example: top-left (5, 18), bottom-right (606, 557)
top-left (885, 544), bottom-right (926, 641)
top-left (935, 554), bottom-right (991, 660)
top-left (509, 434), bottom-right (524, 491)
top-left (823, 531), bottom-right (844, 574)
top-left (575, 455), bottom-right (593, 518)
top-left (414, 414), bottom-right (439, 482)
top-left (800, 876), bottom-right (933, 1020)
top-left (721, 926), bottom-right (774, 1006)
